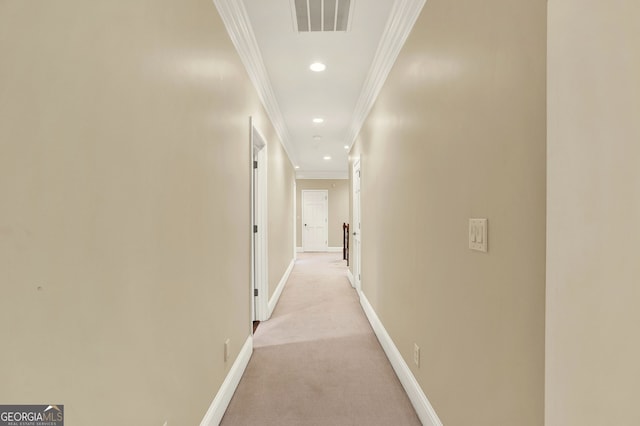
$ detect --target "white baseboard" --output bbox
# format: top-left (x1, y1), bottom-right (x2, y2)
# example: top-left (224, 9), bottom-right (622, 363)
top-left (347, 269), bottom-right (355, 288)
top-left (358, 291), bottom-right (443, 426)
top-left (297, 246), bottom-right (344, 253)
top-left (200, 336), bottom-right (253, 426)
top-left (268, 258), bottom-right (295, 318)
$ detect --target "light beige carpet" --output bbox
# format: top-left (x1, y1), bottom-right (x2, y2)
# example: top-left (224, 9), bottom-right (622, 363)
top-left (220, 253), bottom-right (421, 426)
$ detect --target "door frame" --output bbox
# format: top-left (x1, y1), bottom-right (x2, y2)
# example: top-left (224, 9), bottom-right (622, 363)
top-left (293, 181), bottom-right (297, 260)
top-left (352, 159), bottom-right (362, 292)
top-left (301, 189), bottom-right (329, 252)
top-left (250, 117), bottom-right (268, 322)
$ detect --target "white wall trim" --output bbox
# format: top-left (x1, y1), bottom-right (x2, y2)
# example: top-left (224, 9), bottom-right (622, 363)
top-left (344, 0), bottom-right (427, 148)
top-left (293, 182), bottom-right (297, 261)
top-left (347, 269), bottom-right (355, 288)
top-left (358, 290), bottom-right (443, 426)
top-left (352, 159), bottom-right (362, 293)
top-left (297, 247), bottom-right (343, 253)
top-left (251, 123), bottom-right (269, 322)
top-left (268, 258), bottom-right (295, 318)
top-left (213, 0), bottom-right (298, 166)
top-left (200, 336), bottom-right (253, 426)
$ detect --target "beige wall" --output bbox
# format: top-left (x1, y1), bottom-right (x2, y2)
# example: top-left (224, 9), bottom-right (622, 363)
top-left (0, 1), bottom-right (293, 425)
top-left (546, 1), bottom-right (640, 425)
top-left (268, 137), bottom-right (296, 298)
top-left (296, 179), bottom-right (349, 248)
top-left (350, 1), bottom-right (546, 425)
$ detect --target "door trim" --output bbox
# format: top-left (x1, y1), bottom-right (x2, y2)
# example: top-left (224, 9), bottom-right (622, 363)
top-left (250, 118), bottom-right (269, 322)
top-left (352, 159), bottom-right (362, 292)
top-left (293, 181), bottom-right (297, 260)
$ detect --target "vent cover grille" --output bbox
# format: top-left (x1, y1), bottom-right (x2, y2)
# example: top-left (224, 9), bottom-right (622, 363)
top-left (294, 0), bottom-right (352, 32)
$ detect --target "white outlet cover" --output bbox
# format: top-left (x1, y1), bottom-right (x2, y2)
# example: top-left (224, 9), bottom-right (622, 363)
top-left (224, 338), bottom-right (230, 362)
top-left (469, 218), bottom-right (488, 252)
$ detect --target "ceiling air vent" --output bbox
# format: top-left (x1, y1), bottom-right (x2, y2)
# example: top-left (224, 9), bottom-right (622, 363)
top-left (294, 0), bottom-right (352, 32)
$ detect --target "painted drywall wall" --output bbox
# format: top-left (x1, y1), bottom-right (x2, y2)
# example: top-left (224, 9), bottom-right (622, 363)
top-left (0, 1), bottom-right (293, 424)
top-left (350, 0), bottom-right (546, 424)
top-left (268, 136), bottom-right (296, 299)
top-left (546, 1), bottom-right (640, 425)
top-left (296, 179), bottom-right (349, 249)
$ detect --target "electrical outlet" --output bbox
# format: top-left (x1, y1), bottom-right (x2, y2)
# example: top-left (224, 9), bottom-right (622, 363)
top-left (413, 343), bottom-right (420, 367)
top-left (224, 339), bottom-right (230, 362)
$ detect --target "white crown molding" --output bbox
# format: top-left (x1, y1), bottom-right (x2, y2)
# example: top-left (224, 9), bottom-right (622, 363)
top-left (344, 0), bottom-right (427, 148)
top-left (213, 0), bottom-right (299, 166)
top-left (296, 170), bottom-right (349, 180)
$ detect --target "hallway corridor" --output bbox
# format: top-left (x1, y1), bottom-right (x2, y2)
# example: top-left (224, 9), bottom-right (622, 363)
top-left (220, 253), bottom-right (421, 425)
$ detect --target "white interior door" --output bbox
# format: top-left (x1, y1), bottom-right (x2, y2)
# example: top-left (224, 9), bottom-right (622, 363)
top-left (251, 120), bottom-right (268, 322)
top-left (302, 190), bottom-right (328, 252)
top-left (353, 160), bottom-right (362, 291)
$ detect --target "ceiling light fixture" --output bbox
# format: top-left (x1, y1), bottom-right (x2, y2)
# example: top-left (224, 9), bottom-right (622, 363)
top-left (313, 118), bottom-right (324, 124)
top-left (295, 166), bottom-right (300, 169)
top-left (344, 145), bottom-right (349, 149)
top-left (310, 62), bottom-right (326, 72)
top-left (323, 156), bottom-right (332, 160)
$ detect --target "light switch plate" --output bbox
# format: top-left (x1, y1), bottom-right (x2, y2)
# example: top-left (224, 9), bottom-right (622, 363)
top-left (469, 218), bottom-right (488, 252)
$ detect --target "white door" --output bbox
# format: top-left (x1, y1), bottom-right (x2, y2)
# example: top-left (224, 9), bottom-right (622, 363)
top-left (353, 160), bottom-right (362, 291)
top-left (251, 120), bottom-right (268, 322)
top-left (302, 190), bottom-right (328, 252)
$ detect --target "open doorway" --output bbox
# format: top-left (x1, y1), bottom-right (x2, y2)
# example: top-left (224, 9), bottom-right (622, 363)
top-left (250, 118), bottom-right (268, 328)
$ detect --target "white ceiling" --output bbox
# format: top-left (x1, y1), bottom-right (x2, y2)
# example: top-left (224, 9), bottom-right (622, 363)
top-left (216, 0), bottom-right (426, 179)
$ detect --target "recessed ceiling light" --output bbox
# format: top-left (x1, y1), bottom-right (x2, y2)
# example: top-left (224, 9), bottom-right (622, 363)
top-left (313, 118), bottom-right (324, 124)
top-left (295, 166), bottom-right (300, 169)
top-left (310, 62), bottom-right (326, 72)
top-left (323, 156), bottom-right (332, 160)
top-left (344, 145), bottom-right (349, 149)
